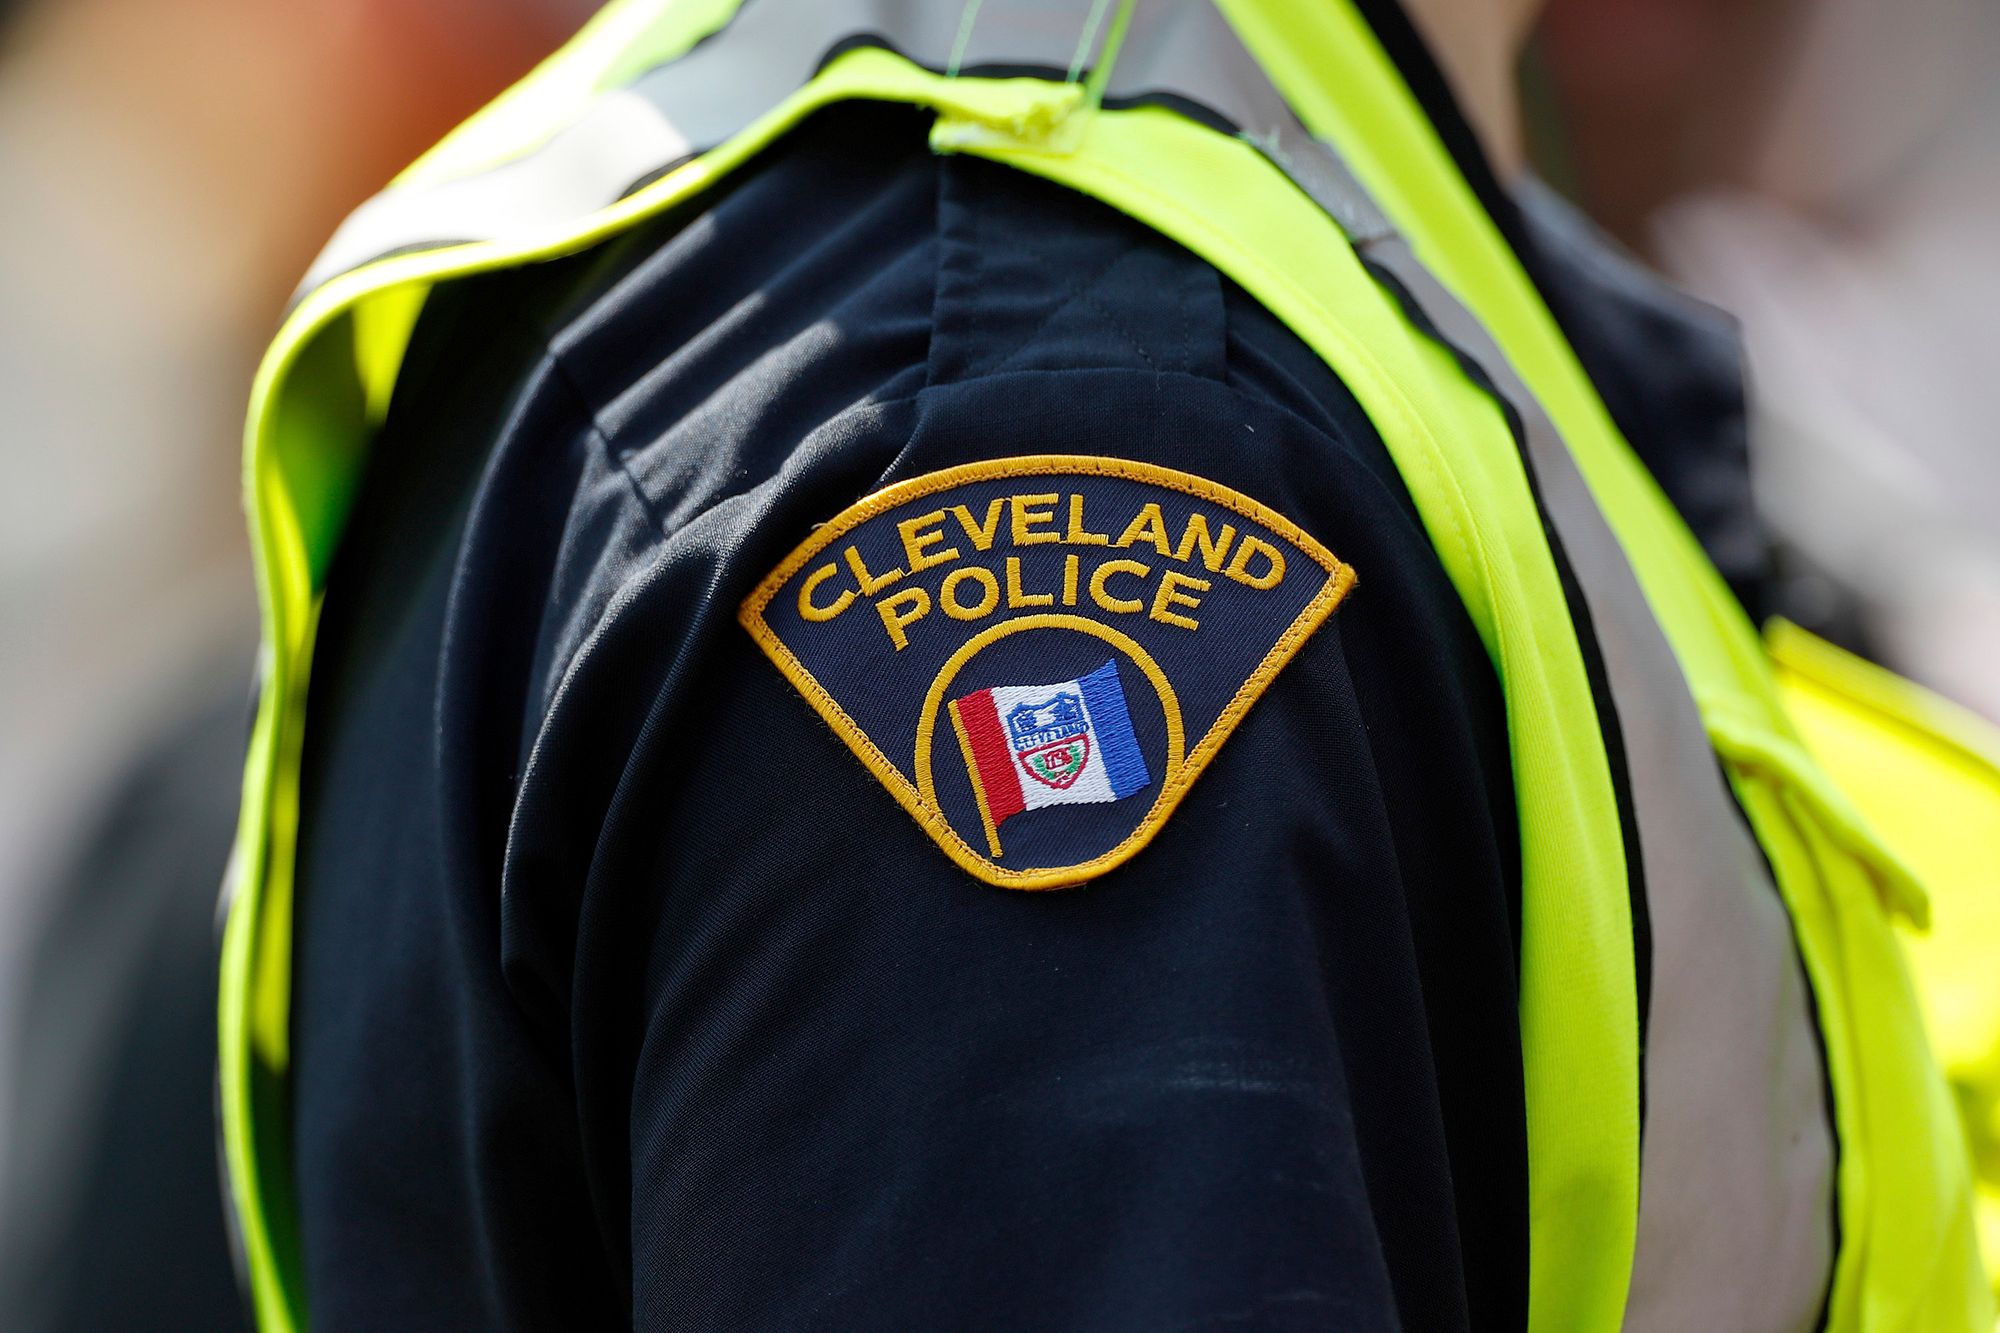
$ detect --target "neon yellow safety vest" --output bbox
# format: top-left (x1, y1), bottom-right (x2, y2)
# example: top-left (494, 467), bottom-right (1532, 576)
top-left (219, 1), bottom-right (1999, 1327)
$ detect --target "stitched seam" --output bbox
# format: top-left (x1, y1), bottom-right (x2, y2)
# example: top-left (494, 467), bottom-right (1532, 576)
top-left (1178, 271), bottom-right (1193, 377)
top-left (974, 244), bottom-right (1141, 378)
top-left (1005, 232), bottom-right (1167, 374)
top-left (539, 341), bottom-right (686, 541)
top-left (572, 358), bottom-right (1325, 548)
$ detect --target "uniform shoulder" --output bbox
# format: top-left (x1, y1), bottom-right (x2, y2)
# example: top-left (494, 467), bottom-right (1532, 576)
top-left (396, 99), bottom-right (1456, 768)
top-left (471, 107), bottom-right (1494, 884)
top-left (523, 98), bottom-right (1412, 538)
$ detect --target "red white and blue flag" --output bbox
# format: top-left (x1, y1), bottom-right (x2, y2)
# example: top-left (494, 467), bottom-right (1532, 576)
top-left (948, 661), bottom-right (1151, 855)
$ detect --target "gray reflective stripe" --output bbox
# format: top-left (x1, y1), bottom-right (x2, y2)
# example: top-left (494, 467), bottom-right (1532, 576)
top-left (302, 0), bottom-right (1117, 294)
top-left (298, 0), bottom-right (1390, 299)
top-left (1365, 238), bottom-right (1835, 1331)
top-left (1104, 2), bottom-right (1393, 244)
top-left (302, 86), bottom-right (697, 293)
top-left (297, 0), bottom-right (1839, 1319)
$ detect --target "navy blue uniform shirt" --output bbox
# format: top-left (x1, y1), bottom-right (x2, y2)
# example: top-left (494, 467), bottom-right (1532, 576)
top-left (289, 78), bottom-right (1761, 1333)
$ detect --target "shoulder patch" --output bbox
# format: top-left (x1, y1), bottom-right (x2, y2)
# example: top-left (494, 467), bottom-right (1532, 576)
top-left (739, 456), bottom-right (1355, 889)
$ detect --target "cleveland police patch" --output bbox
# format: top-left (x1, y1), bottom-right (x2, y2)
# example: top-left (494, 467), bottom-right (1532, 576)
top-left (739, 456), bottom-right (1356, 889)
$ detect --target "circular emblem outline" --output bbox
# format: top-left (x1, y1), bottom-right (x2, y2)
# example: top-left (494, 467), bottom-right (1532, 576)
top-left (915, 614), bottom-right (1187, 885)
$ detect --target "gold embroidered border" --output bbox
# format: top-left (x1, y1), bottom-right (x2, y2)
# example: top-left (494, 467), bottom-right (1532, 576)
top-left (738, 455), bottom-right (1358, 889)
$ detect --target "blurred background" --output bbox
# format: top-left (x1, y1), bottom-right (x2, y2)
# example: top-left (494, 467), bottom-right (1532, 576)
top-left (0, 1), bottom-right (593, 1326)
top-left (0, 0), bottom-right (1992, 1327)
top-left (1535, 0), bottom-right (2000, 720)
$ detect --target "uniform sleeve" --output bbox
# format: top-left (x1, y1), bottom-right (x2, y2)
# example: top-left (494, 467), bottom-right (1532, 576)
top-left (471, 122), bottom-right (1524, 1330)
top-left (497, 376), bottom-right (1523, 1330)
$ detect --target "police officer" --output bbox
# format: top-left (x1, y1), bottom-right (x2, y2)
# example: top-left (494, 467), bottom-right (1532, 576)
top-left (218, 0), bottom-right (1994, 1328)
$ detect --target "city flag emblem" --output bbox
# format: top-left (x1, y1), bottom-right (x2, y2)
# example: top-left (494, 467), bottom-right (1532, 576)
top-left (740, 456), bottom-right (1356, 890)
top-left (951, 663), bottom-right (1151, 854)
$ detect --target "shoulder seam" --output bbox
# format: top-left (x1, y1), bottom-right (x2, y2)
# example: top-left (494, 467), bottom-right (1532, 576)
top-left (538, 342), bottom-right (681, 542)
